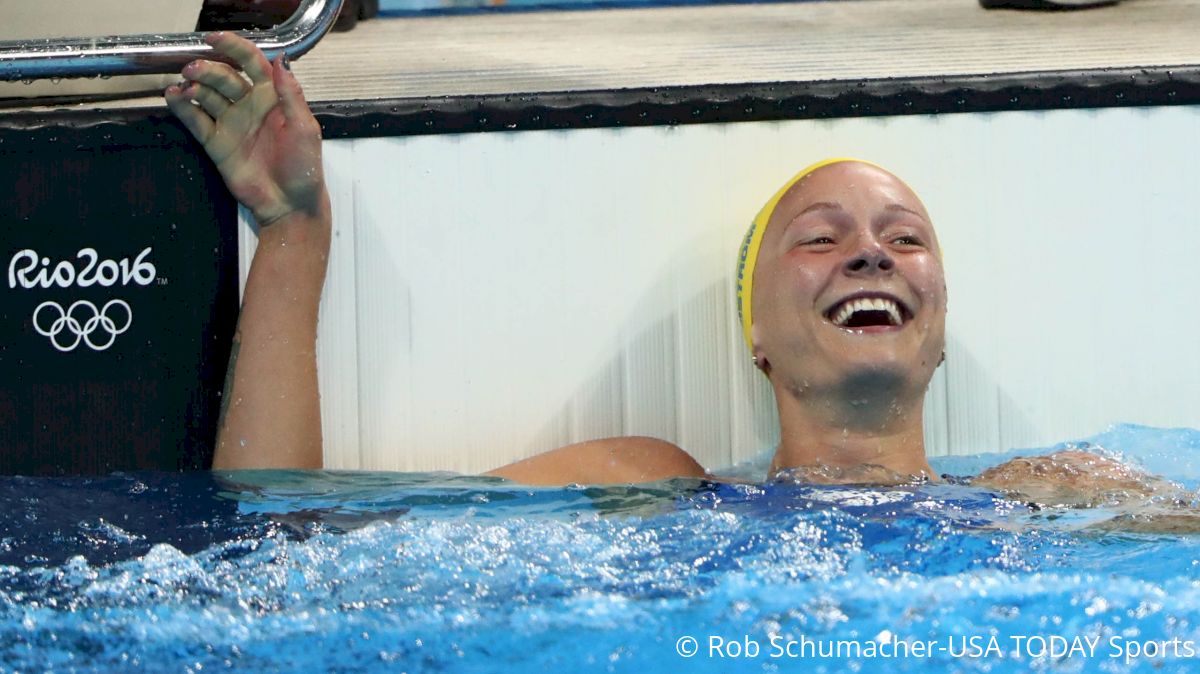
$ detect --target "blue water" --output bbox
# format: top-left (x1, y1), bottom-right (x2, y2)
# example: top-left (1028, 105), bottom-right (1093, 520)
top-left (3, 424), bottom-right (1200, 673)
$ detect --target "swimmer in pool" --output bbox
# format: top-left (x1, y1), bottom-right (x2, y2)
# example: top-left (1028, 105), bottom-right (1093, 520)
top-left (167, 34), bottom-right (1193, 518)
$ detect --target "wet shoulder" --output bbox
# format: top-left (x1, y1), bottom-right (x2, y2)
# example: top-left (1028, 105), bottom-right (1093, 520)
top-left (486, 436), bottom-right (706, 486)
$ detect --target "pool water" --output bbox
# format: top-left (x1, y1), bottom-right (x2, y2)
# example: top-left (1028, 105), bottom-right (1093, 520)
top-left (2, 424), bottom-right (1200, 673)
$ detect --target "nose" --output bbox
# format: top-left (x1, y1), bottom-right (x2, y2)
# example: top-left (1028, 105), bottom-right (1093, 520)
top-left (844, 246), bottom-right (895, 275)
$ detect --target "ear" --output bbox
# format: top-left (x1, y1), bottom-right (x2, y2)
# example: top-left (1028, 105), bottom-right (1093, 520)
top-left (750, 324), bottom-right (770, 373)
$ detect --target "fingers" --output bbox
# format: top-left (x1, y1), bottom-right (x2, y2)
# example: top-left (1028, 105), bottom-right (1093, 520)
top-left (183, 59), bottom-right (252, 102)
top-left (164, 85), bottom-right (215, 144)
top-left (272, 54), bottom-right (313, 126)
top-left (205, 31), bottom-right (273, 86)
top-left (182, 81), bottom-right (232, 118)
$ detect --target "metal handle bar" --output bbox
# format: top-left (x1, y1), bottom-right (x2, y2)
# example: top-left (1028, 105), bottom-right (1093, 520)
top-left (0, 0), bottom-right (345, 82)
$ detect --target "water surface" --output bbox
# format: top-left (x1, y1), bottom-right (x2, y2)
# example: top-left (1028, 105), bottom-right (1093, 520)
top-left (2, 424), bottom-right (1199, 673)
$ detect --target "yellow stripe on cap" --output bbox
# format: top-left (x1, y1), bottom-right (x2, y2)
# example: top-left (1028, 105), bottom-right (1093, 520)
top-left (735, 157), bottom-right (884, 352)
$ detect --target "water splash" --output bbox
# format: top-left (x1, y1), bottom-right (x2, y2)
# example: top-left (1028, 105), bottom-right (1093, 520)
top-left (2, 426), bottom-right (1200, 672)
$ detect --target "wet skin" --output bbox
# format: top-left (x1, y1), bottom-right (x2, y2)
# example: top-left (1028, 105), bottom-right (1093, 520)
top-left (751, 162), bottom-right (946, 418)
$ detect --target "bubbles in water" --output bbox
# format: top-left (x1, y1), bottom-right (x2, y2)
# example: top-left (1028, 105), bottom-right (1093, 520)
top-left (1, 430), bottom-right (1199, 671)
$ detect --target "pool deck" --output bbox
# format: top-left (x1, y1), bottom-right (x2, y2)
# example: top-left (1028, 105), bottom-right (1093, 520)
top-left (3, 0), bottom-right (1200, 111)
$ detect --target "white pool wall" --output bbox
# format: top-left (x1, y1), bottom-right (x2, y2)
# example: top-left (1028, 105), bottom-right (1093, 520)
top-left (239, 105), bottom-right (1200, 472)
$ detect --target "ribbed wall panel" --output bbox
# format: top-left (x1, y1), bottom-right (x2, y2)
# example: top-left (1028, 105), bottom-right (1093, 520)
top-left (316, 141), bottom-right (362, 470)
top-left (351, 138), bottom-right (416, 470)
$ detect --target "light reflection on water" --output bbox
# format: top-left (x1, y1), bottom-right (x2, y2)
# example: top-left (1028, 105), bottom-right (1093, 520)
top-left (1, 423), bottom-right (1199, 673)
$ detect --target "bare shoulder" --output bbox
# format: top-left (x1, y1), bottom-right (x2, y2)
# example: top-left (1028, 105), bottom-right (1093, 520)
top-left (485, 436), bottom-right (708, 486)
top-left (970, 450), bottom-right (1174, 508)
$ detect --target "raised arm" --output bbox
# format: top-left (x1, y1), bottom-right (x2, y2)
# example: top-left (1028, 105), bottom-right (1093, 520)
top-left (166, 33), bottom-right (330, 469)
top-left (164, 35), bottom-right (710, 483)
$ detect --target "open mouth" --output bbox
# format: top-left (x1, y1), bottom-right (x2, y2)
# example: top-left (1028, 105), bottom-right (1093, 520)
top-left (824, 295), bottom-right (912, 329)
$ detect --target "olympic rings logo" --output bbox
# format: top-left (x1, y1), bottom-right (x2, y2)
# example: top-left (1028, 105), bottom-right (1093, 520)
top-left (32, 299), bottom-right (133, 352)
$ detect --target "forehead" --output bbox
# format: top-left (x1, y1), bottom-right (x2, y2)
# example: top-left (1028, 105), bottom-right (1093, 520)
top-left (765, 162), bottom-right (932, 235)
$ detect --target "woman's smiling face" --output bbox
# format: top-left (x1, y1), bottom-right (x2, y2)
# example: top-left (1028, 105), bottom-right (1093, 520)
top-left (749, 161), bottom-right (947, 398)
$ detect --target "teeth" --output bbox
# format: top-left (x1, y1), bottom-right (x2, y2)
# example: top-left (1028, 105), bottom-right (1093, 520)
top-left (830, 297), bottom-right (903, 327)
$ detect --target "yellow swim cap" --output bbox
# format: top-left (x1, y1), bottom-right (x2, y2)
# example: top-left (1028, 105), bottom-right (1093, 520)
top-left (734, 158), bottom-right (884, 352)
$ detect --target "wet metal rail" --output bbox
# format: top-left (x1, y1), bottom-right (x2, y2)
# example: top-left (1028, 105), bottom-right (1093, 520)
top-left (0, 0), bottom-right (343, 82)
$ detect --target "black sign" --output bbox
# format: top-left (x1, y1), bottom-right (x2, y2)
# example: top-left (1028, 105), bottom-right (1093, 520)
top-left (0, 115), bottom-right (239, 475)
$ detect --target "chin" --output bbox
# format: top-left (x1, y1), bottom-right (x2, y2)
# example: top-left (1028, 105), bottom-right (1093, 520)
top-left (838, 362), bottom-right (915, 397)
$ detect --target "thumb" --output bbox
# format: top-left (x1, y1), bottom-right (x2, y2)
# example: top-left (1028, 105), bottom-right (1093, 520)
top-left (272, 53), bottom-right (310, 123)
